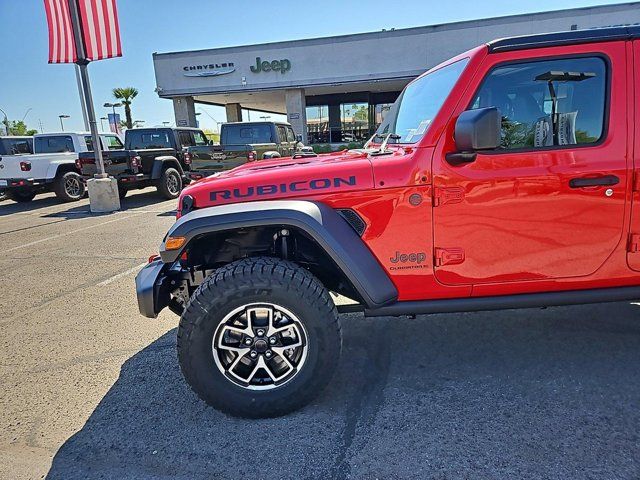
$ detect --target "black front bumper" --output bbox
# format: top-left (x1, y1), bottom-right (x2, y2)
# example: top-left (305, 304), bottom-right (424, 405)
top-left (135, 259), bottom-right (172, 318)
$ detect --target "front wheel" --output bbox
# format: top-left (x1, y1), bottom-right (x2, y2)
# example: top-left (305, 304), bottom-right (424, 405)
top-left (54, 171), bottom-right (85, 202)
top-left (156, 167), bottom-right (182, 199)
top-left (177, 257), bottom-right (342, 418)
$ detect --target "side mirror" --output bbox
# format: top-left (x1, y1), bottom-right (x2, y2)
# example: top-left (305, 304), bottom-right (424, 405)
top-left (447, 107), bottom-right (501, 165)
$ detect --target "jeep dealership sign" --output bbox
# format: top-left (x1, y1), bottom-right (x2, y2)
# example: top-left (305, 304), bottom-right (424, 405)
top-left (250, 57), bottom-right (291, 74)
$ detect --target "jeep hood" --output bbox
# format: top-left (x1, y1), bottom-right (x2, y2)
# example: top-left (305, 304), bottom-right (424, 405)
top-left (181, 149), bottom-right (374, 209)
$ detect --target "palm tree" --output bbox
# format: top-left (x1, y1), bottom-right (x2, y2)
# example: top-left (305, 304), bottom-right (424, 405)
top-left (112, 87), bottom-right (138, 129)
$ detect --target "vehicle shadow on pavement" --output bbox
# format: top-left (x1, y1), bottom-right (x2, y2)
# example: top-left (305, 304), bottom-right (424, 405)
top-left (0, 196), bottom-right (62, 216)
top-left (46, 304), bottom-right (640, 480)
top-left (43, 191), bottom-right (177, 219)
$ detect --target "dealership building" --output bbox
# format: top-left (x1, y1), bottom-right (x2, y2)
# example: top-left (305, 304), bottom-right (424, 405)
top-left (152, 2), bottom-right (640, 144)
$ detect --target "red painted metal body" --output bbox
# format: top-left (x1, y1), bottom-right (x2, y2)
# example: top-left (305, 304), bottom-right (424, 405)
top-left (179, 39), bottom-right (640, 302)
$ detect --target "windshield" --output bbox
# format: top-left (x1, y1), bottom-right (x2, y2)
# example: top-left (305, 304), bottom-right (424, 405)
top-left (377, 58), bottom-right (469, 143)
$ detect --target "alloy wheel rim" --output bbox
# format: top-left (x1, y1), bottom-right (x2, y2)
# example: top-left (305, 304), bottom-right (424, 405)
top-left (65, 177), bottom-right (82, 197)
top-left (212, 303), bottom-right (308, 390)
top-left (167, 174), bottom-right (179, 195)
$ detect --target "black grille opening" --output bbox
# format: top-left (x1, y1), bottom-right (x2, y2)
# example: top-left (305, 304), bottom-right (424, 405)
top-left (337, 208), bottom-right (366, 236)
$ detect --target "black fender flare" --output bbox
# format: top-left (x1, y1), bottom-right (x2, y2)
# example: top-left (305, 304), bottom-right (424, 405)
top-left (151, 156), bottom-right (184, 180)
top-left (160, 200), bottom-right (398, 309)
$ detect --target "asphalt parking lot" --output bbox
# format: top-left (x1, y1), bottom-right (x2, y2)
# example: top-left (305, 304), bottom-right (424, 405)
top-left (1, 189), bottom-right (640, 480)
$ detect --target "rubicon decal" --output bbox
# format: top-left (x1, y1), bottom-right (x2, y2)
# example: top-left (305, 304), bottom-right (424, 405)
top-left (210, 176), bottom-right (356, 201)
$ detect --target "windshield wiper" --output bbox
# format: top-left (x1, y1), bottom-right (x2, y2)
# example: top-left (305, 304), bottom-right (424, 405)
top-left (363, 132), bottom-right (401, 155)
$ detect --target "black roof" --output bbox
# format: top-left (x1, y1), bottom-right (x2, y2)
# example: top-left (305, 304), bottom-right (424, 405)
top-left (488, 25), bottom-right (640, 53)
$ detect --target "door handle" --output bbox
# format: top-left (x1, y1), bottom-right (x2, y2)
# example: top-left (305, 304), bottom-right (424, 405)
top-left (569, 175), bottom-right (619, 188)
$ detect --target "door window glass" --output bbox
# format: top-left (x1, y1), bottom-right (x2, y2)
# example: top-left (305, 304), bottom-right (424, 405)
top-left (35, 135), bottom-right (74, 153)
top-left (277, 126), bottom-right (288, 143)
top-left (471, 56), bottom-right (607, 149)
top-left (105, 135), bottom-right (124, 150)
top-left (193, 131), bottom-right (208, 146)
top-left (178, 130), bottom-right (195, 147)
top-left (286, 127), bottom-right (296, 142)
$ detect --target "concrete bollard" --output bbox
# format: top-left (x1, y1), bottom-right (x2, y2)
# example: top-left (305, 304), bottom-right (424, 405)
top-left (87, 177), bottom-right (120, 213)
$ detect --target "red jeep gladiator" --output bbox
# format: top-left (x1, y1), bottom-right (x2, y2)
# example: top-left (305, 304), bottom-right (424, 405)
top-left (136, 26), bottom-right (640, 417)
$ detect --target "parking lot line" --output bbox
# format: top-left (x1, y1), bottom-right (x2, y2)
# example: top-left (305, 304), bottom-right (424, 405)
top-left (96, 262), bottom-right (148, 286)
top-left (5, 213), bottom-right (143, 253)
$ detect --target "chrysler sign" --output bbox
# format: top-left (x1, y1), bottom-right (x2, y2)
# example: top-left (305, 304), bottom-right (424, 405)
top-left (183, 62), bottom-right (235, 77)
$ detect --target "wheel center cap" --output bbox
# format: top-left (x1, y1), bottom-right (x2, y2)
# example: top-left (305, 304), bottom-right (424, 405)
top-left (254, 339), bottom-right (268, 353)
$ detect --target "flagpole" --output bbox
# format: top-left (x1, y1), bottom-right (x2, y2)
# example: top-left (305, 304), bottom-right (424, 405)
top-left (75, 64), bottom-right (90, 131)
top-left (67, 0), bottom-right (107, 178)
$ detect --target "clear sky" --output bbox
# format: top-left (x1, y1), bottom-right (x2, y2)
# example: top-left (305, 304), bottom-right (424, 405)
top-left (0, 0), bottom-right (631, 133)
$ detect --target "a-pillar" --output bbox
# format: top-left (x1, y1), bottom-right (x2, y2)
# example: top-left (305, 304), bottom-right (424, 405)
top-left (285, 88), bottom-right (308, 143)
top-left (225, 103), bottom-right (243, 122)
top-left (172, 96), bottom-right (197, 127)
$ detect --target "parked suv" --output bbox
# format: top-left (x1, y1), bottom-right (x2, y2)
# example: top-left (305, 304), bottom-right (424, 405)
top-left (0, 132), bottom-right (123, 203)
top-left (137, 25), bottom-right (640, 417)
top-left (78, 127), bottom-right (217, 199)
top-left (188, 121), bottom-right (305, 178)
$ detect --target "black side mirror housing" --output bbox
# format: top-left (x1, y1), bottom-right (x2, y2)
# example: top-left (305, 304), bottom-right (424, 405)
top-left (447, 107), bottom-right (501, 165)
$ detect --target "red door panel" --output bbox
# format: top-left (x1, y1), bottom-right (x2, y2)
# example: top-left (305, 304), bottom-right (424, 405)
top-left (627, 40), bottom-right (640, 271)
top-left (432, 43), bottom-right (629, 286)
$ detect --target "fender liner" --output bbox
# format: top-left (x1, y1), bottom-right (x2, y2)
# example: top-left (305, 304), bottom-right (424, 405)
top-left (151, 156), bottom-right (184, 180)
top-left (160, 200), bottom-right (398, 309)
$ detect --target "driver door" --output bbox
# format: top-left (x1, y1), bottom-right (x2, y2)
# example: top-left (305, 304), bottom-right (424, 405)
top-left (432, 43), bottom-right (629, 287)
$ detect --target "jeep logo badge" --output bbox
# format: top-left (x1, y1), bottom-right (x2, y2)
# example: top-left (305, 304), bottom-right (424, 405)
top-left (390, 251), bottom-right (427, 264)
top-left (389, 251), bottom-right (428, 271)
top-left (250, 57), bottom-right (291, 74)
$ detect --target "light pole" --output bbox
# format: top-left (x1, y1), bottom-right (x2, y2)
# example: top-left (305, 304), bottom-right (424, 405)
top-left (162, 121), bottom-right (171, 127)
top-left (260, 115), bottom-right (271, 121)
top-left (197, 109), bottom-right (220, 133)
top-left (58, 114), bottom-right (70, 131)
top-left (21, 108), bottom-right (32, 123)
top-left (100, 117), bottom-right (108, 131)
top-left (103, 102), bottom-right (122, 121)
top-left (103, 103), bottom-right (122, 133)
top-left (0, 107), bottom-right (9, 135)
top-left (133, 120), bottom-right (145, 128)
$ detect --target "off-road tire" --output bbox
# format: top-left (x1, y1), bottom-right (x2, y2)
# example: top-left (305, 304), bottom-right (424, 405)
top-left (53, 171), bottom-right (85, 202)
top-left (157, 167), bottom-right (182, 199)
top-left (177, 257), bottom-right (342, 418)
top-left (7, 190), bottom-right (36, 203)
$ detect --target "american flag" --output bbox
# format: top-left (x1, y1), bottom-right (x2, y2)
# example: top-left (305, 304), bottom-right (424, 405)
top-left (44, 0), bottom-right (122, 63)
